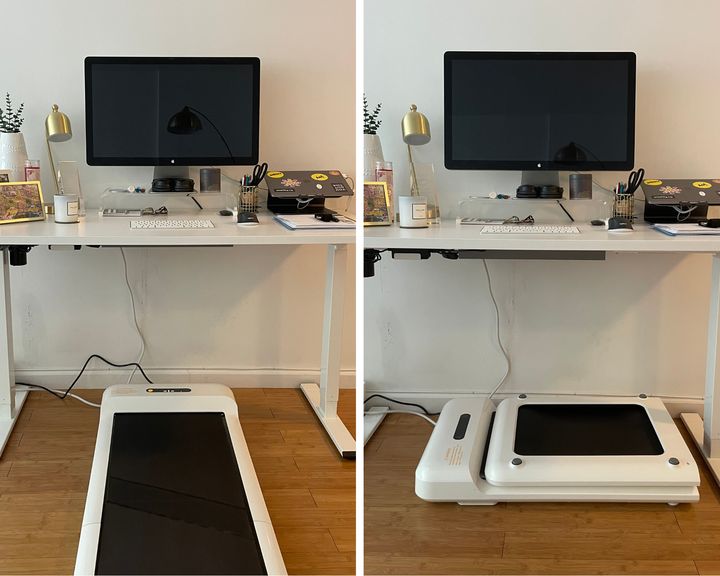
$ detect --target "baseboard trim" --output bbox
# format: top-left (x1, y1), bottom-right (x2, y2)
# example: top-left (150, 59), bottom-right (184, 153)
top-left (15, 368), bottom-right (356, 389)
top-left (364, 390), bottom-right (704, 418)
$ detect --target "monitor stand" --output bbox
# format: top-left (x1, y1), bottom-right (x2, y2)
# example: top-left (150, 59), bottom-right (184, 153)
top-left (520, 170), bottom-right (560, 187)
top-left (153, 165), bottom-right (191, 180)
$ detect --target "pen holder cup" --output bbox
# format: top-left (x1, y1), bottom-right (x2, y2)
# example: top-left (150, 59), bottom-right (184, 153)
top-left (613, 194), bottom-right (634, 219)
top-left (238, 185), bottom-right (258, 214)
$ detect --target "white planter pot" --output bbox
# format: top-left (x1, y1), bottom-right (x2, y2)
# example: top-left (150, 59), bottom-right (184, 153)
top-left (0, 132), bottom-right (28, 182)
top-left (363, 134), bottom-right (384, 181)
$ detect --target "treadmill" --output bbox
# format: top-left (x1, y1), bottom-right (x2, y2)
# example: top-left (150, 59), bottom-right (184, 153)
top-left (75, 384), bottom-right (286, 575)
top-left (416, 394), bottom-right (699, 505)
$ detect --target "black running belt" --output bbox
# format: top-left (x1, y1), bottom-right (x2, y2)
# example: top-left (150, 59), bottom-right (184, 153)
top-left (95, 413), bottom-right (267, 575)
top-left (514, 404), bottom-right (664, 456)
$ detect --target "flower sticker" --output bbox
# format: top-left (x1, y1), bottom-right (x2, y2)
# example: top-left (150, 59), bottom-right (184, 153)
top-left (659, 186), bottom-right (682, 194)
top-left (281, 178), bottom-right (302, 187)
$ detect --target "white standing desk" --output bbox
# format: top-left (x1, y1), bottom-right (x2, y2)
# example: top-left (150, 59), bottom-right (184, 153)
top-left (0, 211), bottom-right (356, 458)
top-left (365, 221), bottom-right (720, 487)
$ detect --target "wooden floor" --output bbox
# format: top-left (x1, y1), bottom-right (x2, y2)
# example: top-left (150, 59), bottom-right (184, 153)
top-left (365, 413), bottom-right (720, 575)
top-left (0, 387), bottom-right (355, 575)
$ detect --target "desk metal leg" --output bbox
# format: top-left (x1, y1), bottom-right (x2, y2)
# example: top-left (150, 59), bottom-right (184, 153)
top-left (681, 252), bottom-right (720, 484)
top-left (300, 243), bottom-right (355, 458)
top-left (0, 248), bottom-right (28, 457)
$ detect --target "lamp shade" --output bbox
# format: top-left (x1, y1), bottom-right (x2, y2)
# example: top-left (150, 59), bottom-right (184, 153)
top-left (402, 104), bottom-right (431, 146)
top-left (167, 106), bottom-right (203, 134)
top-left (45, 104), bottom-right (72, 142)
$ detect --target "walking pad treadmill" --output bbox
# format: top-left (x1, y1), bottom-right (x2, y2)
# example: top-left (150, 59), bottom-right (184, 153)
top-left (416, 395), bottom-right (700, 505)
top-left (74, 384), bottom-right (286, 575)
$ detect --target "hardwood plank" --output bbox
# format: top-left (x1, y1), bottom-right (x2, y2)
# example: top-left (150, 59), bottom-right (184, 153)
top-left (365, 415), bottom-right (720, 575)
top-left (0, 388), bottom-right (355, 575)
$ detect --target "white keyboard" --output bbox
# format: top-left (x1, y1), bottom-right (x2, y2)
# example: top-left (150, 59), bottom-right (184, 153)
top-left (479, 224), bottom-right (579, 234)
top-left (129, 219), bottom-right (215, 230)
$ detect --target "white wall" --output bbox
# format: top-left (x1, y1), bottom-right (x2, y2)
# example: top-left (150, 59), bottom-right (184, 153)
top-left (364, 0), bottom-right (720, 398)
top-left (3, 0), bottom-right (355, 387)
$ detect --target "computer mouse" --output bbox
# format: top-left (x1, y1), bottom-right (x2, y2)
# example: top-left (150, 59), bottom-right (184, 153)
top-left (237, 212), bottom-right (259, 226)
top-left (218, 209), bottom-right (233, 216)
top-left (608, 216), bottom-right (633, 232)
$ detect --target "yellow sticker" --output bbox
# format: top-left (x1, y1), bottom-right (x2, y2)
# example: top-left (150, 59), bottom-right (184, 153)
top-left (644, 179), bottom-right (663, 186)
top-left (693, 181), bottom-right (712, 189)
top-left (311, 173), bottom-right (329, 181)
top-left (267, 171), bottom-right (284, 178)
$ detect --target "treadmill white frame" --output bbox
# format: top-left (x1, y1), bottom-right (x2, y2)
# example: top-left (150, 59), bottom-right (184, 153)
top-left (74, 384), bottom-right (286, 576)
top-left (416, 395), bottom-right (700, 505)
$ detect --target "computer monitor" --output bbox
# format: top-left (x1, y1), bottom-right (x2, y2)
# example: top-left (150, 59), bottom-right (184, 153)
top-left (444, 51), bottom-right (636, 185)
top-left (85, 57), bottom-right (260, 179)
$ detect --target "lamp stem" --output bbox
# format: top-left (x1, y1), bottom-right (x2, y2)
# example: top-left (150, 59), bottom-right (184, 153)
top-left (407, 143), bottom-right (420, 196)
top-left (46, 138), bottom-right (60, 194)
top-left (187, 106), bottom-right (234, 160)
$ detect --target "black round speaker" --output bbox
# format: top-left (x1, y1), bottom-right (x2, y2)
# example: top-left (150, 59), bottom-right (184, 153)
top-left (516, 184), bottom-right (539, 198)
top-left (538, 185), bottom-right (563, 199)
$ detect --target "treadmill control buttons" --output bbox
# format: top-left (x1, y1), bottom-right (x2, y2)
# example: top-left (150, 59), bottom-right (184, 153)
top-left (453, 414), bottom-right (471, 440)
top-left (146, 387), bottom-right (192, 393)
top-left (668, 457), bottom-right (680, 466)
top-left (511, 457), bottom-right (523, 466)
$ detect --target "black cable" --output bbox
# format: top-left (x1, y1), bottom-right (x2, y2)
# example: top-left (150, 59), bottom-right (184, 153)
top-left (23, 354), bottom-right (154, 401)
top-left (16, 381), bottom-right (65, 399)
top-left (363, 393), bottom-right (439, 416)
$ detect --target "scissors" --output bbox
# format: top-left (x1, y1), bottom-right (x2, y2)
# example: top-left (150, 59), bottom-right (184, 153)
top-left (626, 167), bottom-right (645, 195)
top-left (250, 162), bottom-right (268, 186)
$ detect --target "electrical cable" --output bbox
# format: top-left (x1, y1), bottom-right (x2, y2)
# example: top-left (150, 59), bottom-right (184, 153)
top-left (673, 205), bottom-right (697, 222)
top-left (482, 259), bottom-right (511, 401)
top-left (363, 393), bottom-right (438, 416)
top-left (16, 384), bottom-right (101, 408)
top-left (364, 409), bottom-right (437, 426)
top-left (120, 248), bottom-right (146, 385)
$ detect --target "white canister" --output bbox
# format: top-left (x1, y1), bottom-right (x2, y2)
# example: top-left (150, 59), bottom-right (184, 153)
top-left (54, 194), bottom-right (80, 223)
top-left (398, 195), bottom-right (428, 228)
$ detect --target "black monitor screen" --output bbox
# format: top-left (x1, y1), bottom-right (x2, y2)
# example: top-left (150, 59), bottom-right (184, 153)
top-left (444, 52), bottom-right (636, 171)
top-left (85, 57), bottom-right (260, 166)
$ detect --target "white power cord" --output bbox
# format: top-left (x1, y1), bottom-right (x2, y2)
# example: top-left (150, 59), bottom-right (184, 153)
top-left (16, 386), bottom-right (101, 409)
top-left (120, 248), bottom-right (146, 384)
top-left (364, 409), bottom-right (437, 426)
top-left (482, 259), bottom-right (511, 401)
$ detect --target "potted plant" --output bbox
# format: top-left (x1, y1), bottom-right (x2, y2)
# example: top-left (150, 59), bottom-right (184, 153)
top-left (363, 95), bottom-right (384, 179)
top-left (0, 93), bottom-right (28, 182)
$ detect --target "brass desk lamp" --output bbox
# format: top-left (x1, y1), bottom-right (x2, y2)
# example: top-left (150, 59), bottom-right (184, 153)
top-left (45, 104), bottom-right (72, 193)
top-left (401, 104), bottom-right (431, 196)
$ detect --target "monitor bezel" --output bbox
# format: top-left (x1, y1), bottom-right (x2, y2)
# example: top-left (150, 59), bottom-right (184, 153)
top-left (444, 51), bottom-right (636, 171)
top-left (85, 56), bottom-right (260, 167)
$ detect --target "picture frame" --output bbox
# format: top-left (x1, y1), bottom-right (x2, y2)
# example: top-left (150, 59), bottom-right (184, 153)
top-left (0, 170), bottom-right (11, 183)
top-left (363, 181), bottom-right (391, 226)
top-left (0, 181), bottom-right (46, 224)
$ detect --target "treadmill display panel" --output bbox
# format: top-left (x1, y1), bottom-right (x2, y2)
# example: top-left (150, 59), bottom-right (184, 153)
top-left (95, 412), bottom-right (267, 575)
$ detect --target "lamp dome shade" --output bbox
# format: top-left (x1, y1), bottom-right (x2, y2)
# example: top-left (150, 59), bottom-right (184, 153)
top-left (45, 104), bottom-right (72, 142)
top-left (167, 106), bottom-right (203, 134)
top-left (402, 104), bottom-right (431, 146)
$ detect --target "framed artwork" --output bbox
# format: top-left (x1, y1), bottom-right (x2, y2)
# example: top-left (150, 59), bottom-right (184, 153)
top-left (363, 181), bottom-right (391, 226)
top-left (0, 170), bottom-right (10, 183)
top-left (0, 181), bottom-right (45, 224)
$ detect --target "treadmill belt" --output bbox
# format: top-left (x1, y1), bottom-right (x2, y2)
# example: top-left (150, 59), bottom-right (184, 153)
top-left (514, 404), bottom-right (664, 456)
top-left (95, 412), bottom-right (267, 575)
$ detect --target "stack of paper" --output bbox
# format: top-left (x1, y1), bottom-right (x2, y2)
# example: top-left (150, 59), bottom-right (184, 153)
top-left (273, 213), bottom-right (355, 230)
top-left (653, 223), bottom-right (720, 236)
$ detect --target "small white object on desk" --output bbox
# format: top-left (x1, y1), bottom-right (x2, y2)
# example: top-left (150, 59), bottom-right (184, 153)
top-left (54, 194), bottom-right (79, 223)
top-left (398, 195), bottom-right (428, 228)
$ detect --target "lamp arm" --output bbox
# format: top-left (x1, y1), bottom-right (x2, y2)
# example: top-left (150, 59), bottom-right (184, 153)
top-left (187, 106), bottom-right (234, 160)
top-left (46, 138), bottom-right (60, 194)
top-left (407, 143), bottom-right (420, 196)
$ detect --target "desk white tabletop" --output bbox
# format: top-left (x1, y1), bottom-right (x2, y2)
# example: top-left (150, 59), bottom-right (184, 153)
top-left (364, 221), bottom-right (720, 253)
top-left (0, 211), bottom-right (355, 247)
